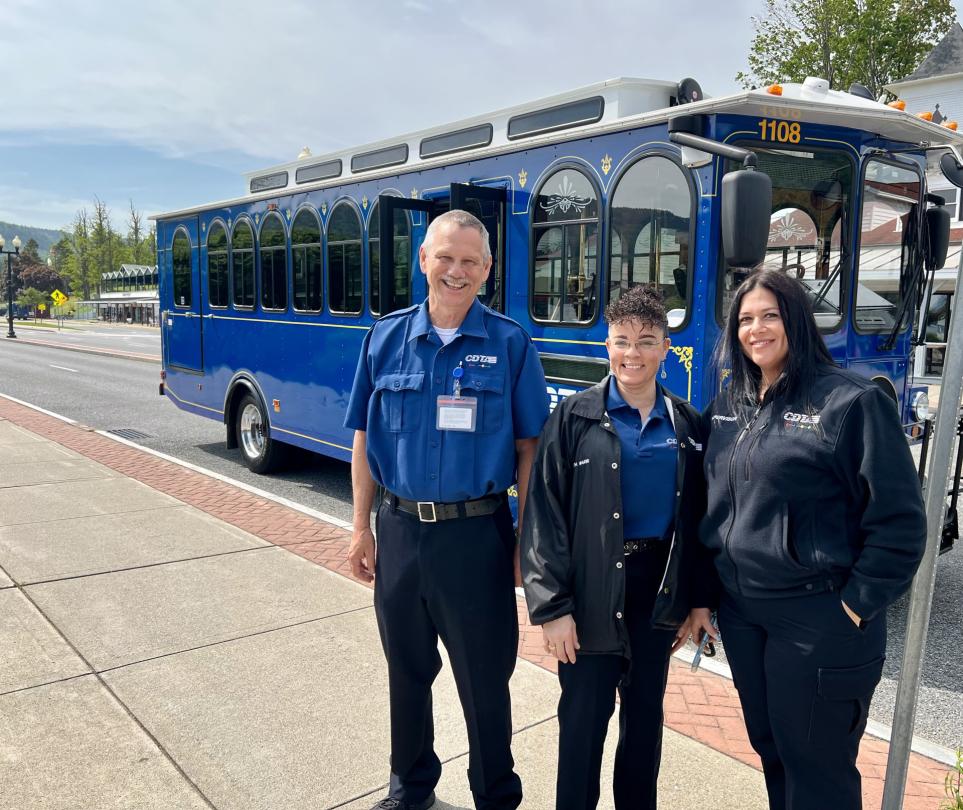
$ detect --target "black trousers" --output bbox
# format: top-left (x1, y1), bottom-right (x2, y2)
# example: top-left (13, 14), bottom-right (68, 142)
top-left (555, 544), bottom-right (676, 810)
top-left (374, 499), bottom-right (522, 810)
top-left (719, 590), bottom-right (886, 810)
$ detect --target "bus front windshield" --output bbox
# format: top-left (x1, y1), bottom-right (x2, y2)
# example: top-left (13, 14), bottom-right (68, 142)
top-left (722, 148), bottom-right (853, 330)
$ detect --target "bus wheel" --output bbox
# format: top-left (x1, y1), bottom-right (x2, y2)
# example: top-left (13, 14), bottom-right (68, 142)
top-left (236, 393), bottom-right (284, 474)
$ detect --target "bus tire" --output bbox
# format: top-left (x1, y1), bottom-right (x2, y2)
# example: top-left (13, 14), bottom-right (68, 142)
top-left (235, 392), bottom-right (284, 474)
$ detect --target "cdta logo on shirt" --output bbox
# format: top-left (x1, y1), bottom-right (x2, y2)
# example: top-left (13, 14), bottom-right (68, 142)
top-left (464, 355), bottom-right (498, 365)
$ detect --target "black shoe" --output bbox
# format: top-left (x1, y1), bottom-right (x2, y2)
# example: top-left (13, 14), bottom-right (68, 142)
top-left (370, 792), bottom-right (435, 810)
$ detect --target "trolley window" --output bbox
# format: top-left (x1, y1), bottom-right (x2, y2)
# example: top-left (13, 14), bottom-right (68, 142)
top-left (531, 168), bottom-right (600, 324)
top-left (608, 156), bottom-right (692, 327)
top-left (259, 213), bottom-right (288, 311)
top-left (292, 209), bottom-right (322, 312)
top-left (207, 223), bottom-right (229, 308)
top-left (172, 230), bottom-right (192, 309)
top-left (368, 199), bottom-right (411, 316)
top-left (328, 203), bottom-right (363, 314)
top-left (854, 160), bottom-right (921, 333)
top-left (231, 220), bottom-right (255, 308)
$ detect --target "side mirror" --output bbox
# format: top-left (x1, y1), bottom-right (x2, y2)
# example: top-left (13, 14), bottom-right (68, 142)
top-left (721, 167), bottom-right (772, 268)
top-left (940, 152), bottom-right (963, 188)
top-left (925, 204), bottom-right (950, 271)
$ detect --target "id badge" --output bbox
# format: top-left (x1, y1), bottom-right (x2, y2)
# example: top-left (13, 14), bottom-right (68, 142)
top-left (436, 396), bottom-right (478, 431)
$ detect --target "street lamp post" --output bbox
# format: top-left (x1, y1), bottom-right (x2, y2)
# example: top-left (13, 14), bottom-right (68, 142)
top-left (0, 234), bottom-right (21, 339)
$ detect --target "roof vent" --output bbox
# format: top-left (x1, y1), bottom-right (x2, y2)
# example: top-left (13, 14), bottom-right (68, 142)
top-left (848, 82), bottom-right (873, 101)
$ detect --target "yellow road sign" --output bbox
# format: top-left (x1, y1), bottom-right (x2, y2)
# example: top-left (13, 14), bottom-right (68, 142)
top-left (38, 303), bottom-right (46, 312)
top-left (51, 289), bottom-right (68, 306)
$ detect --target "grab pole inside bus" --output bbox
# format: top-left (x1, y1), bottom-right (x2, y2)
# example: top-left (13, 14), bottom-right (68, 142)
top-left (881, 239), bottom-right (963, 809)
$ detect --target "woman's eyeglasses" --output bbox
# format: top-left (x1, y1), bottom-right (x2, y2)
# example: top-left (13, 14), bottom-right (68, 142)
top-left (610, 339), bottom-right (664, 352)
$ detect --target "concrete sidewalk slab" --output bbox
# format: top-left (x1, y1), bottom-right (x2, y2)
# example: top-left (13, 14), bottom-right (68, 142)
top-left (0, 676), bottom-right (209, 810)
top-left (0, 477), bottom-right (181, 527)
top-left (0, 567), bottom-right (11, 588)
top-left (104, 610), bottom-right (562, 810)
top-left (0, 457), bottom-right (118, 488)
top-left (0, 589), bottom-right (90, 694)
top-left (339, 715), bottom-right (769, 810)
top-left (27, 546), bottom-right (372, 670)
top-left (3, 442), bottom-right (82, 463)
top-left (0, 505), bottom-right (270, 584)
top-left (0, 420), bottom-right (44, 445)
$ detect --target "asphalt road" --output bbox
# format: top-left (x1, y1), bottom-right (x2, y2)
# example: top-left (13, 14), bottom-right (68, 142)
top-left (0, 333), bottom-right (960, 752)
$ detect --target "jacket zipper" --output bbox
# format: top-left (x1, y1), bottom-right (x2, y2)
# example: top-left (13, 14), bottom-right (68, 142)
top-left (722, 405), bottom-right (760, 594)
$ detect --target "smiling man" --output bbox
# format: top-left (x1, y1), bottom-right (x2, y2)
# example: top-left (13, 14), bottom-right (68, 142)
top-left (345, 210), bottom-right (549, 810)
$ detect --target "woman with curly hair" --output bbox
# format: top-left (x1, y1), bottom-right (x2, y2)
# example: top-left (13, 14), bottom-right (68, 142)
top-left (521, 284), bottom-right (709, 810)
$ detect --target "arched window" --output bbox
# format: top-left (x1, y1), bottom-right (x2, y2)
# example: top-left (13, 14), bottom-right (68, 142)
top-left (368, 199), bottom-right (411, 315)
top-left (260, 213), bottom-right (288, 311)
top-left (172, 230), bottom-right (192, 308)
top-left (291, 209), bottom-right (322, 312)
top-left (327, 202), bottom-right (363, 314)
top-left (531, 168), bottom-right (599, 323)
top-left (231, 220), bottom-right (255, 308)
top-left (608, 156), bottom-right (692, 324)
top-left (207, 223), bottom-right (229, 308)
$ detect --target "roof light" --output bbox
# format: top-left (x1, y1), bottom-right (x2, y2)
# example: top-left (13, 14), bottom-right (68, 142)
top-left (945, 121), bottom-right (959, 131)
top-left (887, 99), bottom-right (906, 111)
top-left (766, 84), bottom-right (783, 96)
top-left (917, 111), bottom-right (934, 121)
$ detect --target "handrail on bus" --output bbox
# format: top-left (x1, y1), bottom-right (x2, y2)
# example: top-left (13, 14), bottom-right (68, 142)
top-left (667, 116), bottom-right (758, 169)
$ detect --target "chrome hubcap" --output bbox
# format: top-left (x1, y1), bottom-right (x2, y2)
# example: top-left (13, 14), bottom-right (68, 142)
top-left (239, 403), bottom-right (265, 459)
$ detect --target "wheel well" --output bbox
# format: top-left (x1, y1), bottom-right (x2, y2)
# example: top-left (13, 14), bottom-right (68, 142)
top-left (224, 380), bottom-right (263, 449)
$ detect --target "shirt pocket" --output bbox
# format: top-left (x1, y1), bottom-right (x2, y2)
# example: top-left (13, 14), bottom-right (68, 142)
top-left (460, 369), bottom-right (506, 435)
top-left (374, 372), bottom-right (425, 433)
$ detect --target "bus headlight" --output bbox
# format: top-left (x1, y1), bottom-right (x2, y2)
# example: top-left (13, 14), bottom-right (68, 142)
top-left (912, 390), bottom-right (930, 422)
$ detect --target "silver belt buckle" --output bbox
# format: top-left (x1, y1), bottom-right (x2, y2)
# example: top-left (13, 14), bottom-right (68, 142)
top-left (417, 502), bottom-right (438, 523)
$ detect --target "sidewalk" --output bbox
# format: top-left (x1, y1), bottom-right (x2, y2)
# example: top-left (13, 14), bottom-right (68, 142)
top-left (0, 395), bottom-right (951, 810)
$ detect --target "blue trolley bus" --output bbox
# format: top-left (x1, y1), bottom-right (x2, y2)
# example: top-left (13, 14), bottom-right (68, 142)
top-left (155, 75), bottom-right (961, 473)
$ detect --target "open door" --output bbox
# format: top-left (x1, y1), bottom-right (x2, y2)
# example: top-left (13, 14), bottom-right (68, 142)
top-left (165, 217), bottom-right (203, 372)
top-left (379, 196), bottom-right (436, 315)
top-left (451, 183), bottom-right (507, 312)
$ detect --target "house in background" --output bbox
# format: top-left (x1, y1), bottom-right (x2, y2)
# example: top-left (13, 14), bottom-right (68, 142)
top-left (887, 22), bottom-right (963, 379)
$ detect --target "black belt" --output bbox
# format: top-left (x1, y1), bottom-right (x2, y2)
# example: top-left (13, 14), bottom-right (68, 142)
top-left (624, 537), bottom-right (665, 555)
top-left (385, 492), bottom-right (505, 523)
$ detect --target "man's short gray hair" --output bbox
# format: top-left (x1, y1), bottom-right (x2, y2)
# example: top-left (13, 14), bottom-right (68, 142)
top-left (422, 209), bottom-right (491, 263)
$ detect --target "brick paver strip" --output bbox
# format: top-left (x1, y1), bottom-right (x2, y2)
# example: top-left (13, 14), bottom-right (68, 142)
top-left (0, 396), bottom-right (952, 810)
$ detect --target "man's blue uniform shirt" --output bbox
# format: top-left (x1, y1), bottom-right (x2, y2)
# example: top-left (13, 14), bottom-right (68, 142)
top-left (345, 299), bottom-right (549, 502)
top-left (606, 378), bottom-right (677, 540)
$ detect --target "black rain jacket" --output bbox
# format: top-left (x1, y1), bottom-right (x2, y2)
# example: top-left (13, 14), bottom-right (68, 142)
top-left (521, 378), bottom-right (710, 657)
top-left (700, 365), bottom-right (926, 621)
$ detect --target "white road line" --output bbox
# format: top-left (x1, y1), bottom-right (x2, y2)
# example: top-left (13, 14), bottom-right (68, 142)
top-left (49, 364), bottom-right (78, 373)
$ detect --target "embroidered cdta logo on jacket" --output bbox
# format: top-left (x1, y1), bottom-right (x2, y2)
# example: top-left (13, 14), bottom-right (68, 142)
top-left (783, 411), bottom-right (821, 430)
top-left (464, 354), bottom-right (498, 365)
top-left (712, 414), bottom-right (739, 423)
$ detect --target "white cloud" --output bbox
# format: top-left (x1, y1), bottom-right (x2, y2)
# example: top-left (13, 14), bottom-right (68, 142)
top-left (2, 0), bottom-right (759, 168)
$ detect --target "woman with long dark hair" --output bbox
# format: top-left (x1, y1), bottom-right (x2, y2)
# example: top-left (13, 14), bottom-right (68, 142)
top-left (688, 269), bottom-right (926, 810)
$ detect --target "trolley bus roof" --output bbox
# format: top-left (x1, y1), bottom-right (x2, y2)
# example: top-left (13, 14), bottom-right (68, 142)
top-left (152, 76), bottom-right (963, 221)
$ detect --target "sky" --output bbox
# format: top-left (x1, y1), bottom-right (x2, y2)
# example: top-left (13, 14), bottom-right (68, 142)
top-left (2, 0), bottom-right (963, 234)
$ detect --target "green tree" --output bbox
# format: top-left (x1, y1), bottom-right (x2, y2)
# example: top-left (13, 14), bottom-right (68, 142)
top-left (738, 0), bottom-right (956, 99)
top-left (22, 238), bottom-right (41, 263)
top-left (16, 287), bottom-right (46, 320)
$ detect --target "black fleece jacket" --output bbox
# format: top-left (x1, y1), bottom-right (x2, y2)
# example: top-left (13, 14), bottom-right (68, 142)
top-left (700, 365), bottom-right (926, 621)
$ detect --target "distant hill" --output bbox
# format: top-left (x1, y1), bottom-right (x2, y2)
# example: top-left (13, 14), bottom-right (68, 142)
top-left (0, 222), bottom-right (66, 259)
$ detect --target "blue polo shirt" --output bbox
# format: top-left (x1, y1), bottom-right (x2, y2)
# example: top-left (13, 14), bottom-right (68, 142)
top-left (606, 379), bottom-right (677, 540)
top-left (345, 299), bottom-right (549, 503)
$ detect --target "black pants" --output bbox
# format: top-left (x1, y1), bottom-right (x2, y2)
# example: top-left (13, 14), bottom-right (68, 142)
top-left (555, 544), bottom-right (676, 810)
top-left (719, 590), bottom-right (886, 810)
top-left (374, 499), bottom-right (522, 810)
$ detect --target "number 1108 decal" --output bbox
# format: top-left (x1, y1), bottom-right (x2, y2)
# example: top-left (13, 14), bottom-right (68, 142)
top-left (758, 119), bottom-right (802, 143)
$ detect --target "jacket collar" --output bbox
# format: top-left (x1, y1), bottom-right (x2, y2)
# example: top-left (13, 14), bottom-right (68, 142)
top-left (408, 298), bottom-right (489, 342)
top-left (571, 375), bottom-right (679, 429)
